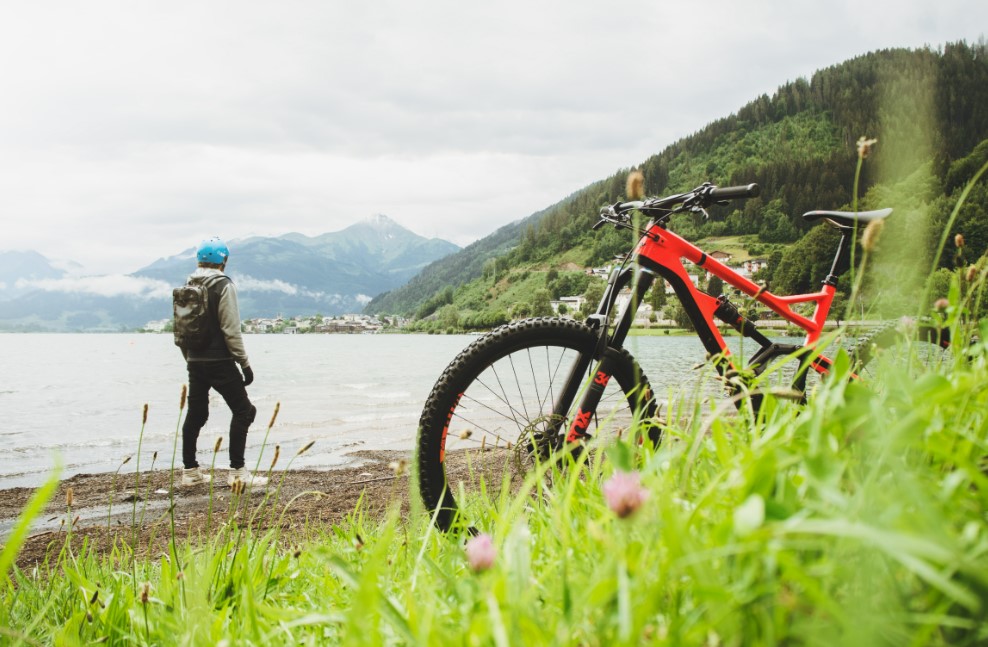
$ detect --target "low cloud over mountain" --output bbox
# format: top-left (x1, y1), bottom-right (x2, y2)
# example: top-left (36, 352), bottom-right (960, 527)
top-left (0, 215), bottom-right (458, 331)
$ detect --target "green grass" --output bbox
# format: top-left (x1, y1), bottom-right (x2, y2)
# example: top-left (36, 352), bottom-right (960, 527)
top-left (693, 235), bottom-right (758, 261)
top-left (2, 313), bottom-right (987, 645)
top-left (7, 138), bottom-right (986, 646)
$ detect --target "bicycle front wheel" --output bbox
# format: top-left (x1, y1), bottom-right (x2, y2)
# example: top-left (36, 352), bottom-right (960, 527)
top-left (417, 317), bottom-right (657, 531)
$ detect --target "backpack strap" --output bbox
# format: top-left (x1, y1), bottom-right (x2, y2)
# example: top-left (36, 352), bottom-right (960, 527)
top-left (190, 274), bottom-right (231, 290)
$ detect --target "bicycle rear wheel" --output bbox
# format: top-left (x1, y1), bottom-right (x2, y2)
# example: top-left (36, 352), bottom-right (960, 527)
top-left (417, 317), bottom-right (657, 531)
top-left (850, 320), bottom-right (952, 378)
top-left (737, 321), bottom-right (952, 406)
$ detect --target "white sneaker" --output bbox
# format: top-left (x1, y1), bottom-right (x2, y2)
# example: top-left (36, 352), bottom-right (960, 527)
top-left (181, 467), bottom-right (213, 486)
top-left (227, 468), bottom-right (269, 488)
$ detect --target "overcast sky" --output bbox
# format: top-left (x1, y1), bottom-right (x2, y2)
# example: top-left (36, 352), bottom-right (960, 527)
top-left (1, 1), bottom-right (985, 276)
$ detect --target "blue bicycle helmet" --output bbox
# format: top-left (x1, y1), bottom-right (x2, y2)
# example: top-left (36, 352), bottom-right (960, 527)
top-left (196, 237), bottom-right (230, 265)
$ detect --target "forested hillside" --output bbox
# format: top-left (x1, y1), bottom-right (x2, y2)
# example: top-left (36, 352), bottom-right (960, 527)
top-left (366, 41), bottom-right (988, 325)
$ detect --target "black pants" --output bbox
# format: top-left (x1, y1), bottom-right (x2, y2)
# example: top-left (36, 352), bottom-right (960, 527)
top-left (182, 360), bottom-right (257, 470)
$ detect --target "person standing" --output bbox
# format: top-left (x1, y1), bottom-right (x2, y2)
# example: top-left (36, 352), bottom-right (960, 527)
top-left (179, 237), bottom-right (268, 488)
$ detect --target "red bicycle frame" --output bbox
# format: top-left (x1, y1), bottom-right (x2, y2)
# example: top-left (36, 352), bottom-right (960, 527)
top-left (562, 219), bottom-right (845, 443)
top-left (557, 183), bottom-right (895, 442)
top-left (634, 222), bottom-right (836, 369)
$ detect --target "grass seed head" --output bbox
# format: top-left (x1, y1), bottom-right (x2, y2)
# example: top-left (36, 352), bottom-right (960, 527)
top-left (66, 487), bottom-right (74, 507)
top-left (389, 459), bottom-right (408, 476)
top-left (271, 445), bottom-right (280, 469)
top-left (140, 582), bottom-right (150, 605)
top-left (956, 233), bottom-right (965, 248)
top-left (142, 403), bottom-right (148, 424)
top-left (626, 170), bottom-right (645, 200)
top-left (856, 136), bottom-right (878, 159)
top-left (268, 402), bottom-right (281, 429)
top-left (213, 437), bottom-right (223, 453)
top-left (861, 219), bottom-right (884, 252)
top-left (180, 384), bottom-right (187, 410)
top-left (296, 440), bottom-right (315, 457)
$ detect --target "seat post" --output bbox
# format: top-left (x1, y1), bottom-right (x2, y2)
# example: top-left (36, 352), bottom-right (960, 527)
top-left (823, 229), bottom-right (853, 287)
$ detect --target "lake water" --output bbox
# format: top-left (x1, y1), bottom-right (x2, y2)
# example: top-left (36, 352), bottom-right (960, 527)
top-left (0, 331), bottom-right (769, 489)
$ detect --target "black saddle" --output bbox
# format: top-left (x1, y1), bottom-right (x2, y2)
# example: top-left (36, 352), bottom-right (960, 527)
top-left (802, 208), bottom-right (892, 230)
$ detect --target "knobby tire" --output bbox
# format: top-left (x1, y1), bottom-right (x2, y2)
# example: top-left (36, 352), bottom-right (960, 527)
top-left (417, 317), bottom-right (656, 531)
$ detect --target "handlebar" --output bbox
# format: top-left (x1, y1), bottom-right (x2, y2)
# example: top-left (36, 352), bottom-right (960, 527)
top-left (600, 182), bottom-right (760, 224)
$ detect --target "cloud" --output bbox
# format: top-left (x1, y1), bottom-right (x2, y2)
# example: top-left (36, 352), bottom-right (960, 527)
top-left (233, 275), bottom-right (301, 295)
top-left (233, 274), bottom-right (351, 306)
top-left (1, 1), bottom-right (985, 276)
top-left (12, 270), bottom-right (364, 314)
top-left (16, 275), bottom-right (172, 299)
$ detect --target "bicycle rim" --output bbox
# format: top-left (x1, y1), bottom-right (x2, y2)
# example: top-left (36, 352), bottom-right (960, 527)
top-left (851, 321), bottom-right (953, 380)
top-left (417, 317), bottom-right (656, 530)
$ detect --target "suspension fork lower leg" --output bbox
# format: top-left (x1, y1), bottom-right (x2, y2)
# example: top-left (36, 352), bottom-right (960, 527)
top-left (562, 346), bottom-right (625, 443)
top-left (547, 265), bottom-right (653, 446)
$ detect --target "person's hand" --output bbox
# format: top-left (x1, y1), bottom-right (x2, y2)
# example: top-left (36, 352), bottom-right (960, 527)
top-left (242, 365), bottom-right (254, 386)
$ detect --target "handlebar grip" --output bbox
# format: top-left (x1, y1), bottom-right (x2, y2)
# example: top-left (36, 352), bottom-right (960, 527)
top-left (709, 183), bottom-right (760, 200)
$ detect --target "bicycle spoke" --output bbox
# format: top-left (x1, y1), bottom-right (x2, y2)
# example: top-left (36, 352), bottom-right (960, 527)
top-left (450, 345), bottom-right (587, 444)
top-left (417, 317), bottom-right (657, 531)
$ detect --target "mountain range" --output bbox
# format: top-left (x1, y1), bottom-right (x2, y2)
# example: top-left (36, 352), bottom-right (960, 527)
top-left (365, 41), bottom-right (988, 323)
top-left (6, 43), bottom-right (987, 332)
top-left (0, 215), bottom-right (459, 331)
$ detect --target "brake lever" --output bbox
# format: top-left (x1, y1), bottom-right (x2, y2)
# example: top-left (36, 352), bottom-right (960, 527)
top-left (691, 206), bottom-right (711, 220)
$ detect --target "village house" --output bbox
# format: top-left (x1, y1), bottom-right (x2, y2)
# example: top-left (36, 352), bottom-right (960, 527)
top-left (550, 295), bottom-right (586, 316)
top-left (743, 258), bottom-right (769, 275)
top-left (144, 318), bottom-right (170, 333)
top-left (314, 314), bottom-right (383, 334)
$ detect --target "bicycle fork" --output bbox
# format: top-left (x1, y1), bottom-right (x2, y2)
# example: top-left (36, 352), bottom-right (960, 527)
top-left (563, 347), bottom-right (627, 442)
top-left (552, 264), bottom-right (655, 446)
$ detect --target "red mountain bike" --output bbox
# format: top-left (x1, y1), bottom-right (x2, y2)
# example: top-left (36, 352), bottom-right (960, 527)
top-left (417, 182), bottom-right (951, 530)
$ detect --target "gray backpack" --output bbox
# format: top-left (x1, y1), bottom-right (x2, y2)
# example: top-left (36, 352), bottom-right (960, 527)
top-left (173, 276), bottom-right (225, 350)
